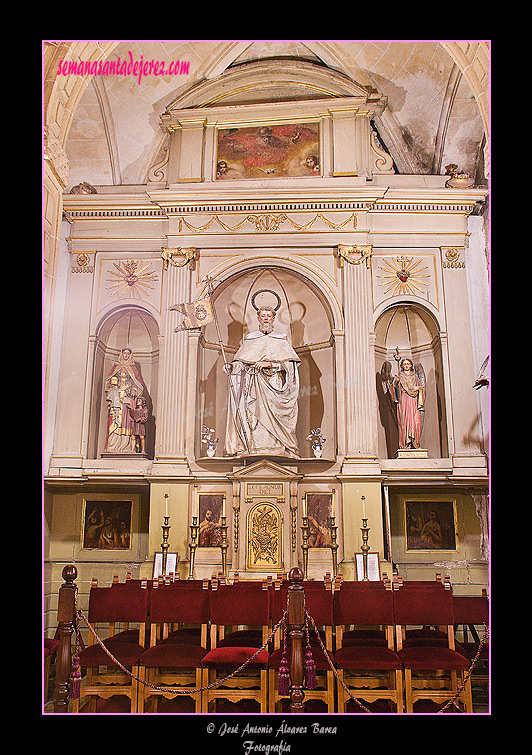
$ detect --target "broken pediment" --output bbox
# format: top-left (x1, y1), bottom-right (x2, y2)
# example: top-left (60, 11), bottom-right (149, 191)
top-left (161, 59), bottom-right (386, 117)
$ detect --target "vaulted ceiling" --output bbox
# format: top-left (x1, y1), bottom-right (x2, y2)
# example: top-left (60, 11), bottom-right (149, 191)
top-left (44, 40), bottom-right (489, 190)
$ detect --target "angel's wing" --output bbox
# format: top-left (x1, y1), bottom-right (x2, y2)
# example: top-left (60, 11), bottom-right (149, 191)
top-left (380, 361), bottom-right (398, 424)
top-left (380, 361), bottom-right (393, 389)
top-left (414, 363), bottom-right (426, 389)
top-left (473, 355), bottom-right (489, 389)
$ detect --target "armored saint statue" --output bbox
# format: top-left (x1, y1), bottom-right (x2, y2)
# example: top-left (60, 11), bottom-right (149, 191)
top-left (224, 304), bottom-right (301, 457)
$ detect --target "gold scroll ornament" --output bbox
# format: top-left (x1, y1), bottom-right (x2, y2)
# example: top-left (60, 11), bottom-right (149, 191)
top-left (336, 244), bottom-right (373, 269)
top-left (161, 247), bottom-right (198, 271)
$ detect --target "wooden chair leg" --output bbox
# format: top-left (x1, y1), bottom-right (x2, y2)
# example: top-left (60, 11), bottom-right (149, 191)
top-left (136, 666), bottom-right (146, 713)
top-left (404, 669), bottom-right (414, 713)
top-left (336, 669), bottom-right (346, 713)
top-left (260, 669), bottom-right (268, 713)
top-left (131, 668), bottom-right (139, 713)
top-left (461, 674), bottom-right (473, 712)
top-left (395, 669), bottom-right (404, 713)
top-left (326, 670), bottom-right (335, 713)
top-left (268, 669), bottom-right (277, 712)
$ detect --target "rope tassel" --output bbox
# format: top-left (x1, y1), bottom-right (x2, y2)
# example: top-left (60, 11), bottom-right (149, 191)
top-left (69, 653), bottom-right (81, 700)
top-left (278, 654), bottom-right (290, 696)
top-left (278, 611), bottom-right (290, 696)
top-left (304, 615), bottom-right (317, 689)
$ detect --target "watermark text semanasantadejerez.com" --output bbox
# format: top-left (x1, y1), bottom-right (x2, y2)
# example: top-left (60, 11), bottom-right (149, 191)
top-left (56, 51), bottom-right (190, 85)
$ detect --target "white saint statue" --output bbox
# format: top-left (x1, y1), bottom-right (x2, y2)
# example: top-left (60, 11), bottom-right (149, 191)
top-left (224, 304), bottom-right (301, 457)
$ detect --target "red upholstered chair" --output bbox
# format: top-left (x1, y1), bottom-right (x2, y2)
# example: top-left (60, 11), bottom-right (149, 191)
top-left (157, 579), bottom-right (211, 646)
top-left (268, 580), bottom-right (335, 713)
top-left (453, 593), bottom-right (489, 698)
top-left (453, 594), bottom-right (489, 659)
top-left (333, 581), bottom-right (403, 713)
top-left (394, 577), bottom-right (451, 647)
top-left (107, 578), bottom-right (154, 645)
top-left (201, 582), bottom-right (271, 713)
top-left (393, 583), bottom-right (472, 713)
top-left (44, 636), bottom-right (60, 703)
top-left (73, 583), bottom-right (149, 713)
top-left (137, 582), bottom-right (210, 712)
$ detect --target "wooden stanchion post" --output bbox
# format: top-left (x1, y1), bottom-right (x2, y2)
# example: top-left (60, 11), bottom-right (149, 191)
top-left (53, 564), bottom-right (78, 713)
top-left (287, 566), bottom-right (306, 713)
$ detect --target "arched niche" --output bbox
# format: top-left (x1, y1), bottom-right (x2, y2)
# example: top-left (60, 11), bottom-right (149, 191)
top-left (197, 265), bottom-right (337, 459)
top-left (374, 303), bottom-right (448, 459)
top-left (88, 306), bottom-right (160, 458)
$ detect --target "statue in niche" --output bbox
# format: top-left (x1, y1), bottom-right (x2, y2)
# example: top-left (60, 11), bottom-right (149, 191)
top-left (381, 350), bottom-right (426, 450)
top-left (103, 347), bottom-right (147, 454)
top-left (224, 292), bottom-right (301, 458)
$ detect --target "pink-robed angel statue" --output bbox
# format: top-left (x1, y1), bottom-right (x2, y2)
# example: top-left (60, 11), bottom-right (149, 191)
top-left (381, 350), bottom-right (426, 450)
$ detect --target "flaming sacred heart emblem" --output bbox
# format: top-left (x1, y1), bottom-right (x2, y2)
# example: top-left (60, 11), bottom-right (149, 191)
top-left (377, 256), bottom-right (430, 296)
top-left (106, 259), bottom-right (159, 299)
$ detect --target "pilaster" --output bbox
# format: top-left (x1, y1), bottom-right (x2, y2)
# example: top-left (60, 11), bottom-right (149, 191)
top-left (340, 247), bottom-right (379, 473)
top-left (153, 261), bottom-right (192, 470)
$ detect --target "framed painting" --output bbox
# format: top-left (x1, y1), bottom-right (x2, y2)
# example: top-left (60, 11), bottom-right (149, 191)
top-left (304, 492), bottom-right (335, 548)
top-left (354, 552), bottom-right (381, 581)
top-left (215, 122), bottom-right (320, 180)
top-left (81, 499), bottom-right (132, 550)
top-left (404, 499), bottom-right (457, 551)
top-left (197, 493), bottom-right (226, 548)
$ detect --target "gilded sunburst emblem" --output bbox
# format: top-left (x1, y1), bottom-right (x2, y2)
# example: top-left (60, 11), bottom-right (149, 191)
top-left (106, 259), bottom-right (158, 299)
top-left (376, 256), bottom-right (430, 296)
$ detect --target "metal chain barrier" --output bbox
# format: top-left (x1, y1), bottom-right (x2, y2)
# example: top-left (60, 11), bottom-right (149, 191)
top-left (76, 608), bottom-right (287, 696)
top-left (74, 602), bottom-right (489, 713)
top-left (306, 610), bottom-right (490, 714)
top-left (437, 624), bottom-right (489, 713)
top-left (305, 610), bottom-right (372, 713)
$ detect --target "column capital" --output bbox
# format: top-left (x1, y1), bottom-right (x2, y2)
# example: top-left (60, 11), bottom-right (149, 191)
top-left (336, 244), bottom-right (373, 268)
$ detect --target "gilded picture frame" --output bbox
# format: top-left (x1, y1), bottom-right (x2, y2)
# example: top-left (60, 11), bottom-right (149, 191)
top-left (304, 492), bottom-right (335, 548)
top-left (404, 498), bottom-right (457, 551)
top-left (215, 121), bottom-right (320, 180)
top-left (197, 493), bottom-right (226, 548)
top-left (81, 499), bottom-right (132, 550)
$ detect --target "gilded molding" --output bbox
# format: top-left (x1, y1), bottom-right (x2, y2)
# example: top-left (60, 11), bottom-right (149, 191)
top-left (176, 211), bottom-right (358, 234)
top-left (147, 146), bottom-right (170, 183)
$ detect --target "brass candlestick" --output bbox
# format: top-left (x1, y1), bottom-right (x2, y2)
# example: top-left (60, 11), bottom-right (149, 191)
top-left (220, 516), bottom-right (229, 578)
top-left (161, 516), bottom-right (171, 578)
top-left (360, 517), bottom-right (370, 581)
top-left (188, 517), bottom-right (199, 580)
top-left (328, 516), bottom-right (339, 577)
top-left (301, 516), bottom-right (310, 579)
